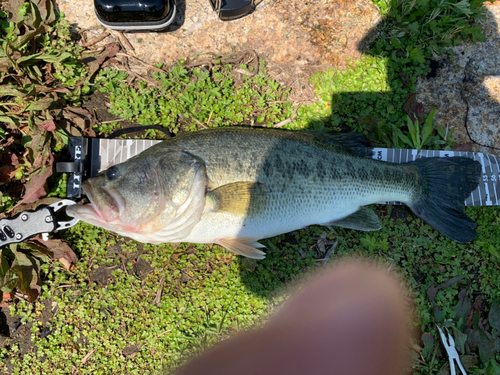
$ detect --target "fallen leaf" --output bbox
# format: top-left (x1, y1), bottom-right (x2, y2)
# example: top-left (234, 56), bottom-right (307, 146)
top-left (453, 288), bottom-right (472, 327)
top-left (404, 93), bottom-right (426, 123)
top-left (86, 43), bottom-right (120, 78)
top-left (58, 257), bottom-right (73, 270)
top-left (10, 153), bottom-right (19, 166)
top-left (437, 275), bottom-right (466, 289)
top-left (466, 327), bottom-right (481, 351)
top-left (452, 143), bottom-right (473, 152)
top-left (26, 236), bottom-right (77, 265)
top-left (0, 165), bottom-right (15, 184)
top-left (451, 326), bottom-right (468, 353)
top-left (2, 292), bottom-right (12, 303)
top-left (478, 330), bottom-right (496, 362)
top-left (427, 284), bottom-right (444, 322)
top-left (38, 119), bottom-right (56, 131)
top-left (17, 160), bottom-right (53, 206)
top-left (11, 251), bottom-right (41, 302)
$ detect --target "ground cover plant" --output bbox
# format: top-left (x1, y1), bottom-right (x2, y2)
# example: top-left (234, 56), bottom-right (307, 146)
top-left (1, 0), bottom-right (500, 374)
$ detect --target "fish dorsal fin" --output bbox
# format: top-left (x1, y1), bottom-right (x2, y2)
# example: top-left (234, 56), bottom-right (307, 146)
top-left (216, 238), bottom-right (267, 259)
top-left (303, 131), bottom-right (373, 158)
top-left (326, 206), bottom-right (381, 231)
top-left (206, 181), bottom-right (269, 217)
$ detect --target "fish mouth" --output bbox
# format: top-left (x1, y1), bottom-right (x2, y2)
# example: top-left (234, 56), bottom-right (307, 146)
top-left (78, 181), bottom-right (126, 223)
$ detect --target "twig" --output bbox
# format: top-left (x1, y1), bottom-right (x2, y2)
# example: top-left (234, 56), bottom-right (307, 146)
top-left (164, 93), bottom-right (206, 128)
top-left (14, 292), bottom-right (28, 301)
top-left (153, 277), bottom-right (165, 305)
top-left (112, 31), bottom-right (135, 55)
top-left (81, 347), bottom-right (97, 364)
top-left (112, 63), bottom-right (161, 88)
top-left (100, 118), bottom-right (128, 124)
top-left (82, 30), bottom-right (110, 47)
top-left (121, 262), bottom-right (139, 294)
top-left (116, 53), bottom-right (167, 74)
top-left (272, 103), bottom-right (301, 128)
top-left (206, 111), bottom-right (213, 127)
top-left (316, 238), bottom-right (338, 265)
top-left (233, 68), bottom-right (257, 77)
top-left (156, 329), bottom-right (172, 339)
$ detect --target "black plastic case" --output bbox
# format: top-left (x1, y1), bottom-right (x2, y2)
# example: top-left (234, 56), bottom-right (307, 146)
top-left (94, 0), bottom-right (176, 31)
top-left (209, 0), bottom-right (254, 20)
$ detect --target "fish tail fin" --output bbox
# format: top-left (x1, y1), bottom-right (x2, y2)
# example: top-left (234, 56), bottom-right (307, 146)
top-left (407, 157), bottom-right (481, 243)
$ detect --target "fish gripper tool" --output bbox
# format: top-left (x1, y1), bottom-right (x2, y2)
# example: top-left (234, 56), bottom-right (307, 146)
top-left (0, 200), bottom-right (79, 248)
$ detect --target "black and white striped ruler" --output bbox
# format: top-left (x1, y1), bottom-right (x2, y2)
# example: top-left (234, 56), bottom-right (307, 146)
top-left (372, 148), bottom-right (499, 206)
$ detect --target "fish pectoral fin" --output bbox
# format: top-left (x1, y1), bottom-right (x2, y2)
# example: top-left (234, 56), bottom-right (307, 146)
top-left (206, 181), bottom-right (268, 216)
top-left (216, 238), bottom-right (267, 259)
top-left (326, 206), bottom-right (381, 231)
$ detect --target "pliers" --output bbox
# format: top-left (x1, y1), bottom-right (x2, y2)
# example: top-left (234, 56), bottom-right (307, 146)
top-left (436, 325), bottom-right (468, 375)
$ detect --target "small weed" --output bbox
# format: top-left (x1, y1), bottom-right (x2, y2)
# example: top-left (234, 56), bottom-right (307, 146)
top-left (95, 59), bottom-right (293, 135)
top-left (397, 109), bottom-right (453, 150)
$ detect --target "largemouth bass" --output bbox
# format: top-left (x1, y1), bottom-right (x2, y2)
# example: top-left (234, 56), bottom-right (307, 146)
top-left (67, 128), bottom-right (481, 259)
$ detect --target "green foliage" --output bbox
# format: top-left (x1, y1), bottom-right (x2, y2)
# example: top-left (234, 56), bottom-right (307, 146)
top-left (296, 56), bottom-right (455, 149)
top-left (0, 0), bottom-right (93, 213)
top-left (95, 60), bottom-right (293, 135)
top-left (0, 0), bottom-right (89, 307)
top-left (372, 0), bottom-right (487, 64)
top-left (397, 109), bottom-right (453, 150)
top-left (1, 223), bottom-right (313, 373)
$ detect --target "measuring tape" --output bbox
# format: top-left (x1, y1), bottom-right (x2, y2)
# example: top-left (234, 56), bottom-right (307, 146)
top-left (59, 137), bottom-right (499, 207)
top-left (372, 148), bottom-right (499, 206)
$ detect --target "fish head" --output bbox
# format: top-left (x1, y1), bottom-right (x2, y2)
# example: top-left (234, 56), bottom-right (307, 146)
top-left (67, 150), bottom-right (208, 242)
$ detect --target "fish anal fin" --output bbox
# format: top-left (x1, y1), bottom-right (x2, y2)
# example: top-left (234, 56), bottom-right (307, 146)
top-left (207, 181), bottom-right (268, 216)
top-left (326, 206), bottom-right (381, 231)
top-left (216, 238), bottom-right (267, 259)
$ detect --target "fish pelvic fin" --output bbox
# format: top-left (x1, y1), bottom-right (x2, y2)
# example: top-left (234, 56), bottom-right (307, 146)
top-left (216, 238), bottom-right (267, 259)
top-left (325, 206), bottom-right (381, 231)
top-left (407, 157), bottom-right (481, 243)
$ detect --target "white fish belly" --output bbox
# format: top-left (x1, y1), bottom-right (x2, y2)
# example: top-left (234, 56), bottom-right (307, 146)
top-left (180, 181), bottom-right (412, 244)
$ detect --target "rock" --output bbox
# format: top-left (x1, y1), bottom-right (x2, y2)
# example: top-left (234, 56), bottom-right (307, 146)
top-left (417, 5), bottom-right (500, 154)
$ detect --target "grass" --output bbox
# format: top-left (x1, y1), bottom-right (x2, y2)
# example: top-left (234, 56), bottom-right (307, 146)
top-left (96, 60), bottom-right (293, 134)
top-left (1, 0), bottom-right (500, 373)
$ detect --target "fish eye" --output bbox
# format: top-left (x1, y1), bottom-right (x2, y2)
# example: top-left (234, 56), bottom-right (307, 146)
top-left (107, 166), bottom-right (119, 181)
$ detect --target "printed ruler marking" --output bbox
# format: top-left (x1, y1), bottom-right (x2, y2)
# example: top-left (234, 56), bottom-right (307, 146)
top-left (371, 148), bottom-right (500, 207)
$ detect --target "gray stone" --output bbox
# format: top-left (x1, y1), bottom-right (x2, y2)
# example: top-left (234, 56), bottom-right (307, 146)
top-left (417, 5), bottom-right (500, 154)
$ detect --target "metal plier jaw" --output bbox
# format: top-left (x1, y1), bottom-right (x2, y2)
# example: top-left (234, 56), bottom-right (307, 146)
top-left (436, 325), bottom-right (468, 375)
top-left (0, 200), bottom-right (79, 248)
